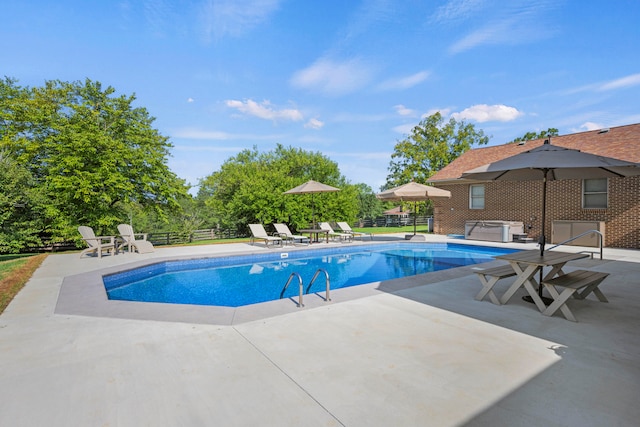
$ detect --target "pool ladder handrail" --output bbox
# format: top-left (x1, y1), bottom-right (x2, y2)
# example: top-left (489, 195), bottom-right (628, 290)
top-left (280, 269), bottom-right (331, 307)
top-left (306, 269), bottom-right (331, 302)
top-left (280, 272), bottom-right (304, 307)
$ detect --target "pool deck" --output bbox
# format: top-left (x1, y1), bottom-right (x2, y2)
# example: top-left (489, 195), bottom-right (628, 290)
top-left (1, 234), bottom-right (639, 426)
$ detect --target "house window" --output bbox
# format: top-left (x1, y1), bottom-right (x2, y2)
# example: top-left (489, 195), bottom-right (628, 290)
top-left (583, 178), bottom-right (608, 208)
top-left (469, 184), bottom-right (485, 209)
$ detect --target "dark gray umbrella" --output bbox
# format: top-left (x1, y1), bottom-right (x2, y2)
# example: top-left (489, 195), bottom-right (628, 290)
top-left (462, 139), bottom-right (640, 302)
top-left (284, 180), bottom-right (340, 227)
top-left (462, 139), bottom-right (640, 255)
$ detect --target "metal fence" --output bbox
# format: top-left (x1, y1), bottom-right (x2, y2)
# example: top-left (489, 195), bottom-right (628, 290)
top-left (24, 216), bottom-right (434, 253)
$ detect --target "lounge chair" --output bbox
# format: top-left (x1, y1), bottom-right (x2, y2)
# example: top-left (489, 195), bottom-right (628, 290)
top-left (319, 222), bottom-right (353, 243)
top-left (78, 226), bottom-right (116, 258)
top-left (274, 223), bottom-right (310, 245)
top-left (336, 221), bottom-right (373, 241)
top-left (117, 224), bottom-right (155, 254)
top-left (249, 224), bottom-right (283, 248)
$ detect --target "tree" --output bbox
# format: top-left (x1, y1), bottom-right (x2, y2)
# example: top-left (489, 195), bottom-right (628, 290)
top-left (0, 152), bottom-right (48, 252)
top-left (508, 128), bottom-right (559, 144)
top-left (198, 145), bottom-right (359, 232)
top-left (385, 112), bottom-right (489, 188)
top-left (354, 183), bottom-right (383, 223)
top-left (0, 78), bottom-right (188, 250)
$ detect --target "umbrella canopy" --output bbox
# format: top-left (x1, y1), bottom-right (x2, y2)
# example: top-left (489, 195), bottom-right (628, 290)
top-left (376, 182), bottom-right (451, 235)
top-left (462, 140), bottom-right (640, 301)
top-left (284, 180), bottom-right (340, 227)
top-left (284, 180), bottom-right (340, 194)
top-left (461, 142), bottom-right (640, 182)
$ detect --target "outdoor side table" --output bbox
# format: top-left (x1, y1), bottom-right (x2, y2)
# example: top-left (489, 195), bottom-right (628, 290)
top-left (299, 229), bottom-right (329, 244)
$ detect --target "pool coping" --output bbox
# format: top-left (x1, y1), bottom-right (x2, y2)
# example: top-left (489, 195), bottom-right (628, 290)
top-left (55, 241), bottom-right (497, 325)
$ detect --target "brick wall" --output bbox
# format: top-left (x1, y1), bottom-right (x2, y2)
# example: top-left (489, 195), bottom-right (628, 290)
top-left (432, 176), bottom-right (639, 249)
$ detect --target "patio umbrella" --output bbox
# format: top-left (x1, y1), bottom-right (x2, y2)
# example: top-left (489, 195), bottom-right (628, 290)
top-left (376, 182), bottom-right (451, 238)
top-left (461, 139), bottom-right (640, 300)
top-left (284, 180), bottom-right (340, 227)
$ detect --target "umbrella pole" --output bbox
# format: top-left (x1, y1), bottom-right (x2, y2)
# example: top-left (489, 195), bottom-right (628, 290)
top-left (538, 169), bottom-right (549, 300)
top-left (539, 169), bottom-right (548, 257)
top-left (311, 193), bottom-right (315, 228)
top-left (524, 169), bottom-right (553, 306)
top-left (413, 201), bottom-right (417, 235)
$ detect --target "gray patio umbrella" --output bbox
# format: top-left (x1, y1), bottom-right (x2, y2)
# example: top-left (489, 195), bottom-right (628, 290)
top-left (461, 139), bottom-right (640, 300)
top-left (284, 180), bottom-right (340, 227)
top-left (376, 182), bottom-right (451, 238)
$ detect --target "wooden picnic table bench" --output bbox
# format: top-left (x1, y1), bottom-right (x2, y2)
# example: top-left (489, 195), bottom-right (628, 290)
top-left (541, 269), bottom-right (610, 322)
top-left (474, 265), bottom-right (518, 305)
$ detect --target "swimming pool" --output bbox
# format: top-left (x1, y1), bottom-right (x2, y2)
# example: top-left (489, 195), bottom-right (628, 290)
top-left (103, 243), bottom-right (517, 307)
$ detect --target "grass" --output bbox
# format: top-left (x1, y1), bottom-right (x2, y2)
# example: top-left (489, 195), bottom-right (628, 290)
top-left (0, 254), bottom-right (47, 314)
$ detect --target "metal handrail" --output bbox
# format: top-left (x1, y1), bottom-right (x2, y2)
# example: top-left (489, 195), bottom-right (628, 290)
top-left (280, 272), bottom-right (304, 307)
top-left (306, 269), bottom-right (331, 302)
top-left (547, 229), bottom-right (603, 259)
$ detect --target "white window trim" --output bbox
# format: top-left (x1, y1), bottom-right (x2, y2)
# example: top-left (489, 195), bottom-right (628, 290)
top-left (582, 178), bottom-right (608, 209)
top-left (469, 184), bottom-right (485, 210)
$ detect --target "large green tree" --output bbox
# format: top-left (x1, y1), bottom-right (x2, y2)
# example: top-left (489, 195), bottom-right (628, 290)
top-left (508, 128), bottom-right (558, 144)
top-left (385, 112), bottom-right (490, 188)
top-left (198, 145), bottom-right (359, 232)
top-left (0, 77), bottom-right (188, 250)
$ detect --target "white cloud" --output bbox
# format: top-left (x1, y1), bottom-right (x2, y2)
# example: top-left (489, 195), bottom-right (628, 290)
top-left (225, 99), bottom-right (304, 122)
top-left (393, 123), bottom-right (416, 135)
top-left (579, 122), bottom-right (605, 131)
top-left (422, 108), bottom-right (452, 118)
top-left (561, 73), bottom-right (640, 96)
top-left (187, 97), bottom-right (194, 103)
top-left (304, 118), bottom-right (325, 129)
top-left (200, 0), bottom-right (282, 42)
top-left (451, 104), bottom-right (523, 122)
top-left (377, 71), bottom-right (430, 90)
top-left (393, 105), bottom-right (415, 117)
top-left (290, 57), bottom-right (374, 96)
top-left (431, 0), bottom-right (486, 23)
top-left (448, 1), bottom-right (558, 54)
top-left (598, 73), bottom-right (640, 91)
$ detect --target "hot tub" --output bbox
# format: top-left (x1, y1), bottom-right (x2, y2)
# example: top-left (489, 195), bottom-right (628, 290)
top-left (464, 220), bottom-right (524, 243)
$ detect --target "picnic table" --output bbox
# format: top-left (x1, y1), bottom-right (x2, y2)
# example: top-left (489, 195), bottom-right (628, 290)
top-left (493, 250), bottom-right (590, 312)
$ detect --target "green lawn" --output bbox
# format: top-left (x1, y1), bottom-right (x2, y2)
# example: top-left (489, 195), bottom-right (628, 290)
top-left (0, 254), bottom-right (47, 313)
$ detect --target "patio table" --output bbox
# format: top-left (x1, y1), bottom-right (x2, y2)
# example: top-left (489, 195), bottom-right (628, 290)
top-left (494, 250), bottom-right (589, 312)
top-left (299, 228), bottom-right (329, 244)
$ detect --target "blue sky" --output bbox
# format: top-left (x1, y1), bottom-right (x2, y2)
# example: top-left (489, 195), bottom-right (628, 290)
top-left (3, 0), bottom-right (640, 193)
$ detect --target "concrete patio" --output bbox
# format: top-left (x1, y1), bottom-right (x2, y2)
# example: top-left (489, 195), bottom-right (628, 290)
top-left (1, 235), bottom-right (638, 426)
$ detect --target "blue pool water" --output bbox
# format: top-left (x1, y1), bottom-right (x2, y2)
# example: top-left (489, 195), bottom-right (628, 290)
top-left (104, 243), bottom-right (517, 307)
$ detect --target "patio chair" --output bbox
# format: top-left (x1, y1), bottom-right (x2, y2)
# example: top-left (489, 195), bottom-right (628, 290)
top-left (273, 223), bottom-right (310, 245)
top-left (319, 222), bottom-right (353, 243)
top-left (249, 224), bottom-right (283, 248)
top-left (78, 226), bottom-right (116, 258)
top-left (117, 224), bottom-right (155, 254)
top-left (336, 221), bottom-right (373, 241)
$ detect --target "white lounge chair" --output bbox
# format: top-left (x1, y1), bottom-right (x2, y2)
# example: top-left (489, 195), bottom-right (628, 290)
top-left (117, 224), bottom-right (155, 254)
top-left (249, 224), bottom-right (283, 248)
top-left (319, 222), bottom-right (352, 243)
top-left (274, 223), bottom-right (310, 245)
top-left (78, 226), bottom-right (116, 258)
top-left (336, 221), bottom-right (373, 241)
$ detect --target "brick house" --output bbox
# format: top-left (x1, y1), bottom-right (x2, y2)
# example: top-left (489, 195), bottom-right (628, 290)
top-left (427, 123), bottom-right (640, 249)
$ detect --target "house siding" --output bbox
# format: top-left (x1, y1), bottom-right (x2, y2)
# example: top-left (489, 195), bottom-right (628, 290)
top-left (433, 176), bottom-right (639, 249)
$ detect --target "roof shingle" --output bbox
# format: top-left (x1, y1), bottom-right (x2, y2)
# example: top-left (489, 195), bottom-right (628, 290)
top-left (429, 123), bottom-right (640, 183)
